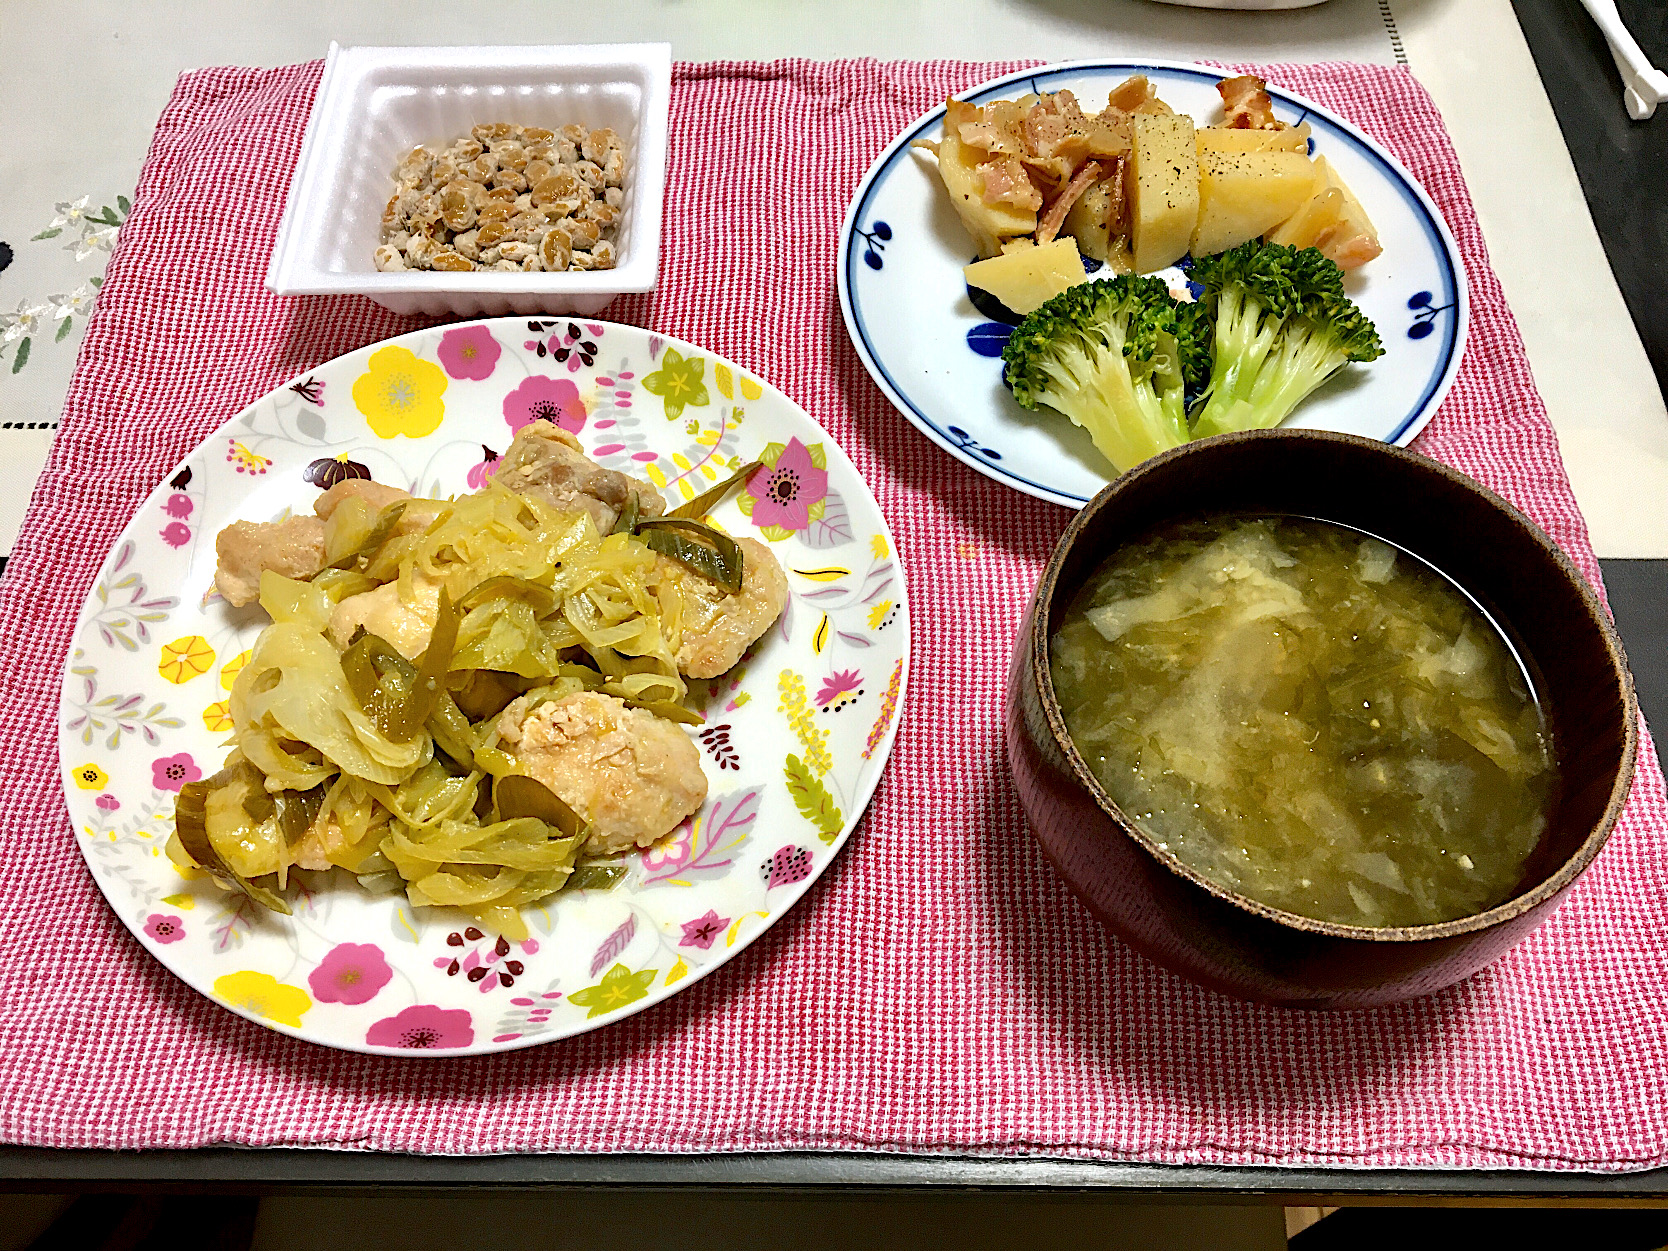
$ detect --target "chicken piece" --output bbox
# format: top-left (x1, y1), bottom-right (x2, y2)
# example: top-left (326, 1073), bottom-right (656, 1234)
top-left (494, 420), bottom-right (665, 532)
top-left (328, 572), bottom-right (443, 659)
top-left (1218, 74), bottom-right (1278, 130)
top-left (660, 537), bottom-right (789, 679)
top-left (214, 515), bottom-right (327, 607)
top-left (496, 691), bottom-right (708, 856)
top-left (314, 479), bottom-right (442, 537)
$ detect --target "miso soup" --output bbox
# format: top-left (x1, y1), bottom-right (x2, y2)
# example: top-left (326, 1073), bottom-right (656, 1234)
top-left (1049, 515), bottom-right (1557, 928)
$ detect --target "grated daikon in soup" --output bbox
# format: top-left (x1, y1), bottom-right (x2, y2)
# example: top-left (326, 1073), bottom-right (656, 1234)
top-left (1049, 515), bottom-right (1557, 928)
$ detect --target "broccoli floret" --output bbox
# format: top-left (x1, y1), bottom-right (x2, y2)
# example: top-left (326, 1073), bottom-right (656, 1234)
top-left (1188, 241), bottom-right (1383, 439)
top-left (1002, 275), bottom-right (1202, 473)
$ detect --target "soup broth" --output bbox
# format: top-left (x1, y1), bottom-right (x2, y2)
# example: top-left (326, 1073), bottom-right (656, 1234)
top-left (1049, 515), bottom-right (1557, 928)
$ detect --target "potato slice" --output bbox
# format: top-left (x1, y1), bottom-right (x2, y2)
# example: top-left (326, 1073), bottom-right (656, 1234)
top-left (935, 131), bottom-right (1038, 258)
top-left (963, 238), bottom-right (1088, 315)
top-left (1125, 112), bottom-right (1199, 273)
top-left (1265, 155), bottom-right (1383, 269)
top-left (1061, 176), bottom-right (1116, 261)
top-left (1191, 149), bottom-right (1318, 258)
top-left (1196, 124), bottom-right (1310, 155)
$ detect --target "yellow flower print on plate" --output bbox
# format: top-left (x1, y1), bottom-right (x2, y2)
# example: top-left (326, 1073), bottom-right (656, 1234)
top-left (213, 970), bottom-right (312, 1028)
top-left (219, 648), bottom-right (251, 691)
top-left (352, 345), bottom-right (448, 438)
top-left (70, 762), bottom-right (108, 791)
top-left (158, 635), bottom-right (215, 684)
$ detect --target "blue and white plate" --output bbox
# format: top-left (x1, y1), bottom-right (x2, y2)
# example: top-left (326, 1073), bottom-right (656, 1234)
top-left (837, 59), bottom-right (1469, 509)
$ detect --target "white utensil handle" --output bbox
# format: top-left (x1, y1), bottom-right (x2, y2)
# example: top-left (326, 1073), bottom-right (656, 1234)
top-left (1580, 0), bottom-right (1668, 119)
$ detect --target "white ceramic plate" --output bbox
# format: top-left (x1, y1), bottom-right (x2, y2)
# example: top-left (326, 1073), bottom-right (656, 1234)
top-left (838, 59), bottom-right (1469, 508)
top-left (59, 318), bottom-right (909, 1055)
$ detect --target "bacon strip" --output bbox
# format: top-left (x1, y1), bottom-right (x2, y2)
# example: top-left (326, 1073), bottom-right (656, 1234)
top-left (1037, 160), bottom-right (1103, 245)
top-left (1106, 75), bottom-right (1155, 112)
top-left (977, 154), bottom-right (1043, 211)
top-left (1218, 74), bottom-right (1278, 129)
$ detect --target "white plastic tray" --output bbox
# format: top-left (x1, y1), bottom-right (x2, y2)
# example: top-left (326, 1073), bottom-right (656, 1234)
top-left (266, 42), bottom-right (670, 317)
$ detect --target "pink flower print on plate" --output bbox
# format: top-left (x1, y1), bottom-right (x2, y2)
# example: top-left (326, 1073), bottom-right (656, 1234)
top-left (159, 521), bottom-right (191, 548)
top-left (641, 820), bottom-right (694, 875)
top-left (95, 792), bottom-right (120, 812)
top-left (744, 438), bottom-right (828, 536)
top-left (144, 913), bottom-right (185, 945)
top-left (503, 375), bottom-right (587, 436)
top-left (438, 324), bottom-right (502, 381)
top-left (309, 942), bottom-right (393, 1005)
top-left (815, 669), bottom-right (863, 712)
top-left (680, 909), bottom-right (729, 950)
top-left (162, 493), bottom-right (194, 519)
top-left (365, 1004), bottom-right (474, 1050)
top-left (467, 445), bottom-right (500, 491)
top-left (151, 753), bottom-right (201, 793)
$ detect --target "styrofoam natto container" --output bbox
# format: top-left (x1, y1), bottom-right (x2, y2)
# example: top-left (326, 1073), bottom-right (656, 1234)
top-left (267, 43), bottom-right (671, 318)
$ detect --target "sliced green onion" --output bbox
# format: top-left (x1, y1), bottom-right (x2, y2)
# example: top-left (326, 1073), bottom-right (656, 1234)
top-left (327, 500), bottom-right (408, 571)
top-left (611, 493), bottom-right (640, 537)
top-left (384, 588), bottom-right (457, 741)
top-left (636, 518), bottom-right (744, 593)
top-left (494, 773), bottom-right (587, 840)
top-left (623, 697), bottom-right (704, 725)
top-left (667, 459), bottom-right (763, 521)
top-left (562, 862), bottom-right (627, 892)
top-left (174, 773), bottom-right (292, 915)
top-left (458, 575), bottom-right (557, 616)
top-left (276, 784), bottom-right (328, 846)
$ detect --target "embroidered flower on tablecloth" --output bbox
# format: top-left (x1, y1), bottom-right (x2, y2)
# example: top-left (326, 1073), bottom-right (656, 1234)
top-left (365, 1004), bottom-right (474, 1050)
top-left (309, 942), bottom-right (393, 1005)
top-left (67, 224), bottom-right (118, 262)
top-left (640, 347), bottom-right (709, 421)
top-left (438, 325), bottom-right (502, 380)
top-left (70, 762), bottom-right (108, 791)
top-left (739, 439), bottom-right (829, 540)
top-left (151, 753), bottom-right (201, 793)
top-left (503, 375), bottom-right (586, 436)
top-left (46, 285), bottom-right (96, 322)
top-left (213, 971), bottom-right (312, 1027)
top-left (679, 910), bottom-right (729, 951)
top-left (144, 913), bottom-right (185, 945)
top-left (352, 345), bottom-right (448, 439)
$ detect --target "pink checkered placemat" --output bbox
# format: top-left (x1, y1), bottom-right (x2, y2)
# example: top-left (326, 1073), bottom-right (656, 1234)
top-left (2, 58), bottom-right (1666, 1170)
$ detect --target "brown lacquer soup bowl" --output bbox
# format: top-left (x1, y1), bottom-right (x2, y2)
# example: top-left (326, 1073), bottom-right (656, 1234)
top-left (1007, 429), bottom-right (1637, 1009)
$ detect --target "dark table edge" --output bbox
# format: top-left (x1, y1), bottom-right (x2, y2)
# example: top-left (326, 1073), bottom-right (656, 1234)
top-left (3, 1147), bottom-right (1668, 1201)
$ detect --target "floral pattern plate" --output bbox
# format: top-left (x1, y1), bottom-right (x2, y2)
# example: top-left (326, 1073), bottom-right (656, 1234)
top-left (838, 59), bottom-right (1470, 508)
top-left (59, 318), bottom-right (910, 1055)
